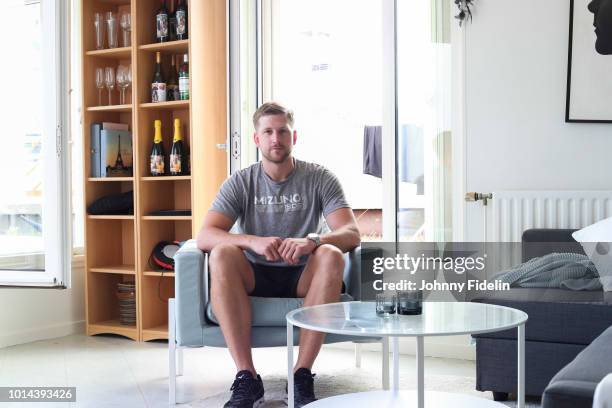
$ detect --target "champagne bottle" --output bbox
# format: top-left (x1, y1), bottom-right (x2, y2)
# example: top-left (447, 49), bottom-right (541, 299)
top-left (170, 118), bottom-right (186, 175)
top-left (151, 52), bottom-right (167, 103)
top-left (179, 54), bottom-right (189, 100)
top-left (156, 0), bottom-right (169, 43)
top-left (175, 0), bottom-right (188, 40)
top-left (168, 0), bottom-right (177, 42)
top-left (167, 55), bottom-right (179, 101)
top-left (150, 120), bottom-right (166, 176)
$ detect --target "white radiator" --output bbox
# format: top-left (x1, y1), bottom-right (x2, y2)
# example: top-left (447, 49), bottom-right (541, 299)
top-left (489, 191), bottom-right (612, 242)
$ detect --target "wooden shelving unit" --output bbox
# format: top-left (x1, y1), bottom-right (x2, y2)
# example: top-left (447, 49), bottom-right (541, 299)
top-left (82, 0), bottom-right (227, 341)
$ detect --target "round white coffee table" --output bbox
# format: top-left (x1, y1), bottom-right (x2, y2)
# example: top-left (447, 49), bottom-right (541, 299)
top-left (286, 301), bottom-right (528, 408)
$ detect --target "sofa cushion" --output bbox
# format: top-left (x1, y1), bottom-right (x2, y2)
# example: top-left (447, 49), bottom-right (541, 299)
top-left (206, 293), bottom-right (354, 327)
top-left (542, 325), bottom-right (612, 408)
top-left (471, 293), bottom-right (612, 345)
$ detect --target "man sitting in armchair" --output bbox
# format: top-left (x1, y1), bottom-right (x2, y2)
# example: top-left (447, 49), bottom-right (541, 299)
top-left (196, 102), bottom-right (361, 408)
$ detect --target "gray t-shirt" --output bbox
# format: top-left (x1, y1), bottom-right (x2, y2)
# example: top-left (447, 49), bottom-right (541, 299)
top-left (210, 159), bottom-right (350, 266)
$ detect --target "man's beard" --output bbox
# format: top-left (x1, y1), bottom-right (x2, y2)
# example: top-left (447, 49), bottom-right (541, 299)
top-left (261, 147), bottom-right (291, 163)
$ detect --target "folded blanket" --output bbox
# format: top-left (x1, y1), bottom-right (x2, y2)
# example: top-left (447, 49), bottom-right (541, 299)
top-left (493, 252), bottom-right (602, 291)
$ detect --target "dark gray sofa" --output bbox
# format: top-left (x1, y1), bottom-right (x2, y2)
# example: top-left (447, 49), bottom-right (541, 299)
top-left (471, 229), bottom-right (612, 401)
top-left (542, 325), bottom-right (612, 407)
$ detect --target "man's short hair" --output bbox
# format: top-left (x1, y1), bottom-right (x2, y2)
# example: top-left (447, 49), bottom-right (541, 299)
top-left (252, 102), bottom-right (294, 130)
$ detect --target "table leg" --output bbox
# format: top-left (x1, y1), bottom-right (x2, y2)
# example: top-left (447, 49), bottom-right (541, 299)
top-left (392, 337), bottom-right (399, 392)
top-left (416, 336), bottom-right (424, 408)
top-left (382, 337), bottom-right (390, 390)
top-left (287, 322), bottom-right (294, 408)
top-left (517, 323), bottom-right (525, 408)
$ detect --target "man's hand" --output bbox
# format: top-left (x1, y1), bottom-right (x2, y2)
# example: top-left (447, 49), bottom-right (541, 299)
top-left (248, 236), bottom-right (283, 262)
top-left (278, 238), bottom-right (316, 265)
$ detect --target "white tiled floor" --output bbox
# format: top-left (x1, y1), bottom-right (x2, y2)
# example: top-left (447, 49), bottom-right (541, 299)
top-left (0, 333), bottom-right (488, 408)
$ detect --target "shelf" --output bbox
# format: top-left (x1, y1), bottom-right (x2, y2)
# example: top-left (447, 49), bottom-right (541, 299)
top-left (88, 215), bottom-right (135, 220)
top-left (88, 177), bottom-right (134, 182)
top-left (140, 100), bottom-right (189, 110)
top-left (141, 175), bottom-right (191, 181)
top-left (88, 319), bottom-right (138, 340)
top-left (90, 265), bottom-right (136, 275)
top-left (87, 104), bottom-right (132, 112)
top-left (143, 271), bottom-right (175, 277)
top-left (141, 216), bottom-right (192, 221)
top-left (85, 47), bottom-right (131, 59)
top-left (142, 324), bottom-right (168, 341)
top-left (138, 40), bottom-right (189, 54)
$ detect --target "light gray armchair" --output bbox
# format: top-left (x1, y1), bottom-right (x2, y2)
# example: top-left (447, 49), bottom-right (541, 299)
top-left (168, 239), bottom-right (389, 405)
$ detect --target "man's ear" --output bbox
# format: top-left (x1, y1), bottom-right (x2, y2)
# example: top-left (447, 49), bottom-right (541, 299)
top-left (253, 132), bottom-right (259, 146)
top-left (292, 130), bottom-right (297, 145)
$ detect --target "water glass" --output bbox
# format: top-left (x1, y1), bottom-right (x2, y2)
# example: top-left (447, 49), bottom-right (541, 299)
top-left (397, 290), bottom-right (423, 315)
top-left (120, 12), bottom-right (131, 47)
top-left (106, 12), bottom-right (118, 48)
top-left (94, 13), bottom-right (105, 50)
top-left (376, 292), bottom-right (397, 317)
top-left (95, 68), bottom-right (105, 105)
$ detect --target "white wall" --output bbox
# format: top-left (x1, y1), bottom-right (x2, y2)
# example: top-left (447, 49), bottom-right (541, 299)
top-left (464, 0), bottom-right (612, 240)
top-left (0, 258), bottom-right (85, 349)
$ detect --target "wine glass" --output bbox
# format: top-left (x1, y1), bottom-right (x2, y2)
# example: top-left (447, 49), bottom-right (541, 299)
top-left (120, 12), bottom-right (131, 47)
top-left (105, 67), bottom-right (115, 105)
top-left (95, 67), bottom-right (104, 106)
top-left (116, 65), bottom-right (129, 105)
top-left (126, 64), bottom-right (132, 103)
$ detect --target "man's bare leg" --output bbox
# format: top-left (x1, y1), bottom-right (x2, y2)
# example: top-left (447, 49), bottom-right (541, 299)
top-left (209, 243), bottom-right (257, 375)
top-left (294, 244), bottom-right (345, 371)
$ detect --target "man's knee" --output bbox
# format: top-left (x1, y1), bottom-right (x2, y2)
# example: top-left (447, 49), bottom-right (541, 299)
top-left (312, 244), bottom-right (345, 282)
top-left (209, 244), bottom-right (244, 284)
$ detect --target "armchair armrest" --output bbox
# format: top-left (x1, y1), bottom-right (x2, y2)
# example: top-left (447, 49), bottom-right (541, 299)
top-left (174, 239), bottom-right (209, 345)
top-left (343, 246), bottom-right (361, 300)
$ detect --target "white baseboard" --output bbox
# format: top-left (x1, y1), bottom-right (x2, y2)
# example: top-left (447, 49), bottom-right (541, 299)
top-left (0, 320), bottom-right (85, 349)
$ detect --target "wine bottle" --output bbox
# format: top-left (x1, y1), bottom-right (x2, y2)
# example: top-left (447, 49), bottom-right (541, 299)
top-left (156, 0), bottom-right (169, 43)
top-left (167, 55), bottom-right (179, 101)
top-left (151, 51), bottom-right (167, 103)
top-left (150, 120), bottom-right (166, 176)
top-left (168, 0), bottom-right (177, 42)
top-left (179, 54), bottom-right (189, 100)
top-left (175, 0), bottom-right (188, 40)
top-left (170, 118), bottom-right (186, 175)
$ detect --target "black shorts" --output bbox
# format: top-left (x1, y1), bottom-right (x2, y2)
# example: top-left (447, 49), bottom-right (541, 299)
top-left (249, 261), bottom-right (306, 298)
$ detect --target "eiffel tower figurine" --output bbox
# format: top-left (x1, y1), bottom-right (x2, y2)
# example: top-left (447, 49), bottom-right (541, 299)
top-left (114, 135), bottom-right (124, 170)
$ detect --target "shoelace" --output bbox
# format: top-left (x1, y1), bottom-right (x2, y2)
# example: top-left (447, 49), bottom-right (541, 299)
top-left (229, 376), bottom-right (256, 403)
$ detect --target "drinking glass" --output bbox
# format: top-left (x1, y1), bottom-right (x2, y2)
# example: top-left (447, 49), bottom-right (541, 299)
top-left (94, 12), bottom-right (105, 50)
top-left (120, 12), bottom-right (131, 47)
top-left (105, 67), bottom-right (115, 105)
top-left (397, 290), bottom-right (423, 315)
top-left (126, 64), bottom-right (132, 103)
top-left (95, 67), bottom-right (105, 105)
top-left (376, 292), bottom-right (397, 317)
top-left (106, 11), bottom-right (118, 49)
top-left (116, 65), bottom-right (129, 105)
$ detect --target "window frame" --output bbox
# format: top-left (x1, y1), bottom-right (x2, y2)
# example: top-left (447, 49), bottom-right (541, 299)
top-left (0, 0), bottom-right (72, 288)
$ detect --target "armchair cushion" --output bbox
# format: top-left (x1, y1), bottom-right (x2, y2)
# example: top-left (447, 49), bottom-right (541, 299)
top-left (206, 293), bottom-right (354, 327)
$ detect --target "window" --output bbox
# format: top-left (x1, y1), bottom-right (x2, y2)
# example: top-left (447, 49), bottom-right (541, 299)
top-left (0, 0), bottom-right (71, 287)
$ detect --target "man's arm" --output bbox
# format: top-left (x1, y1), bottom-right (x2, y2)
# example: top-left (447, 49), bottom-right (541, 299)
top-left (196, 210), bottom-right (283, 262)
top-left (319, 207), bottom-right (361, 252)
top-left (278, 208), bottom-right (361, 264)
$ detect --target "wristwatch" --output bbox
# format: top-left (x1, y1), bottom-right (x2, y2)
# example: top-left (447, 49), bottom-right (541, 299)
top-left (306, 233), bottom-right (321, 247)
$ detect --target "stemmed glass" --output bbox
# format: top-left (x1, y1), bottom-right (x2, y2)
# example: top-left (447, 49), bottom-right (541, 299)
top-left (126, 64), bottom-right (132, 103)
top-left (95, 68), bottom-right (105, 106)
top-left (116, 65), bottom-right (129, 105)
top-left (105, 67), bottom-right (115, 105)
top-left (120, 12), bottom-right (131, 47)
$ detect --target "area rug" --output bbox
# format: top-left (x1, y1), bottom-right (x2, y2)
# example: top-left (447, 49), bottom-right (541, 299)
top-left (185, 371), bottom-right (540, 407)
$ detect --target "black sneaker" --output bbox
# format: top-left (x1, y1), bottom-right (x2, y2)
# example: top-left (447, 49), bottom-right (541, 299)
top-left (284, 367), bottom-right (317, 407)
top-left (223, 370), bottom-right (265, 408)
